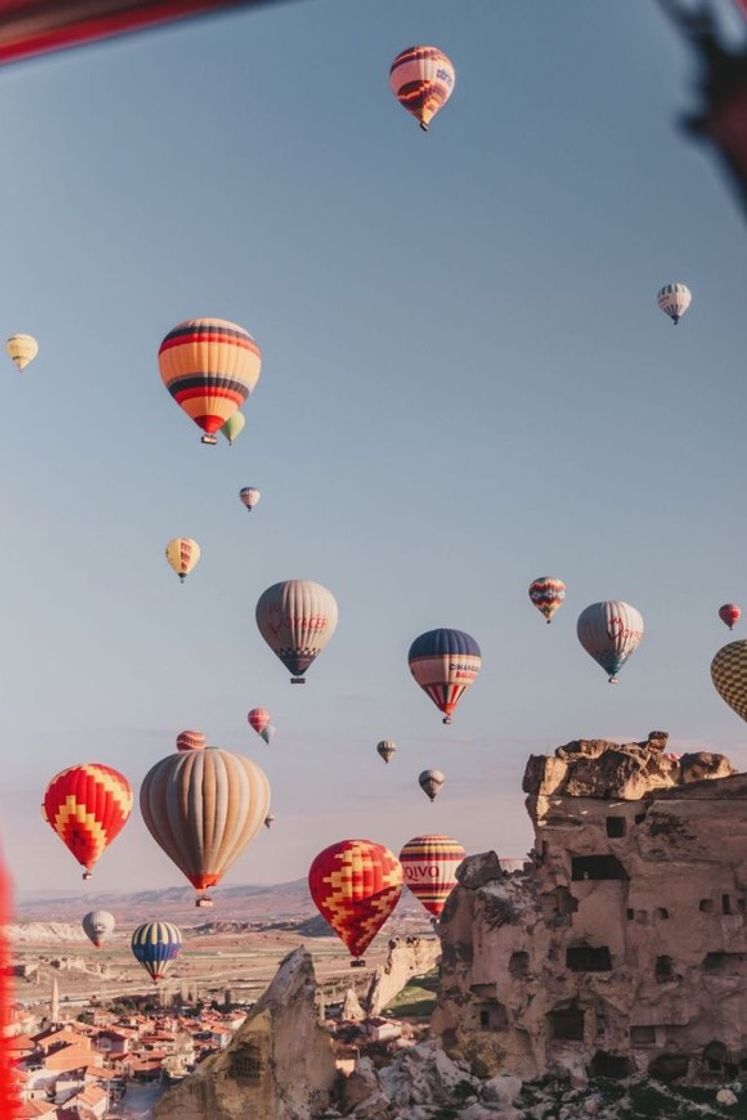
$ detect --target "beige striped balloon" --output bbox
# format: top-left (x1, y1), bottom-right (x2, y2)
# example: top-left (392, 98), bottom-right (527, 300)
top-left (140, 744), bottom-right (270, 907)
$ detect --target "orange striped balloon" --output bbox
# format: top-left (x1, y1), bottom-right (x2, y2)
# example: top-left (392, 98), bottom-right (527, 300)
top-left (399, 834), bottom-right (465, 919)
top-left (158, 318), bottom-right (261, 445)
top-left (308, 839), bottom-right (403, 960)
top-left (42, 764), bottom-right (133, 878)
top-left (389, 45), bottom-right (456, 132)
top-left (176, 730), bottom-right (206, 752)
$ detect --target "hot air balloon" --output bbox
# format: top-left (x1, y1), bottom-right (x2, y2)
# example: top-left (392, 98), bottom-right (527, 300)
top-left (657, 283), bottom-right (692, 324)
top-left (6, 334), bottom-right (38, 371)
top-left (399, 835), bottom-right (465, 919)
top-left (165, 538), bottom-right (200, 583)
top-left (256, 581), bottom-right (338, 683)
top-left (220, 412), bottom-right (246, 445)
top-left (712, 640), bottom-right (747, 722)
top-left (419, 770), bottom-right (445, 802)
top-left (42, 764), bottom-right (132, 879)
top-left (158, 318), bottom-right (261, 445)
top-left (308, 840), bottom-right (403, 964)
top-left (528, 577), bottom-right (566, 624)
top-left (576, 601), bottom-right (644, 683)
top-left (82, 910), bottom-right (115, 949)
top-left (264, 814), bottom-right (275, 830)
top-left (376, 740), bottom-right (397, 764)
top-left (260, 725), bottom-right (276, 745)
top-left (248, 708), bottom-right (271, 736)
top-left (239, 486), bottom-right (261, 512)
top-left (719, 604), bottom-right (741, 631)
top-left (140, 741), bottom-right (270, 907)
top-left (131, 921), bottom-right (183, 983)
top-left (408, 629), bottom-right (481, 724)
top-left (176, 729), bottom-right (206, 752)
top-left (389, 46), bottom-right (455, 131)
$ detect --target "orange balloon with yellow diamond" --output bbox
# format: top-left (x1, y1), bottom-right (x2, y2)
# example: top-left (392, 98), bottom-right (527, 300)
top-left (42, 763), bottom-right (133, 879)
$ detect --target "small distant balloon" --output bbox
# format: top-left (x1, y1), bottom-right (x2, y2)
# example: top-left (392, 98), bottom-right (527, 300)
top-left (389, 45), bottom-right (455, 131)
top-left (657, 283), bottom-right (692, 325)
top-left (248, 708), bottom-right (271, 736)
top-left (408, 629), bottom-right (481, 724)
top-left (165, 538), bottom-right (200, 583)
top-left (240, 487), bottom-right (261, 512)
top-left (576, 600), bottom-right (644, 683)
top-left (419, 769), bottom-right (445, 802)
top-left (176, 730), bottom-right (206, 752)
top-left (82, 910), bottom-right (115, 948)
top-left (220, 412), bottom-right (246, 445)
top-left (528, 577), bottom-right (566, 624)
top-left (719, 603), bottom-right (741, 631)
top-left (6, 334), bottom-right (38, 371)
top-left (131, 921), bottom-right (183, 983)
top-left (377, 740), bottom-right (397, 764)
top-left (264, 814), bottom-right (275, 830)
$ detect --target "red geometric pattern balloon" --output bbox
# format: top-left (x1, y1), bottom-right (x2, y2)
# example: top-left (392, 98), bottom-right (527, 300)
top-left (42, 764), bottom-right (133, 878)
top-left (308, 839), bottom-right (403, 959)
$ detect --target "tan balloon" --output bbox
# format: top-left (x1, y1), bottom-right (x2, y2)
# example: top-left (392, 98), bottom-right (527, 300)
top-left (6, 333), bottom-right (38, 371)
top-left (256, 580), bottom-right (338, 683)
top-left (140, 743), bottom-right (270, 907)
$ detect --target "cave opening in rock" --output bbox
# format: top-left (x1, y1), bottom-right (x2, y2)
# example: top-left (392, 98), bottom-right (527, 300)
top-left (630, 1025), bottom-right (656, 1046)
top-left (476, 998), bottom-right (507, 1031)
top-left (548, 1003), bottom-right (584, 1042)
top-left (606, 817), bottom-right (626, 838)
top-left (588, 1051), bottom-right (634, 1079)
top-left (571, 855), bottom-right (629, 881)
top-left (648, 1053), bottom-right (689, 1081)
top-left (228, 1044), bottom-right (263, 1082)
top-left (655, 955), bottom-right (674, 983)
top-left (566, 945), bottom-right (612, 972)
top-left (508, 951), bottom-right (529, 979)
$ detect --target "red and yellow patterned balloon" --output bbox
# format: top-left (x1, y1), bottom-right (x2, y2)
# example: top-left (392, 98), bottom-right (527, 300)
top-left (399, 835), bottom-right (465, 919)
top-left (308, 839), bottom-right (403, 959)
top-left (42, 764), bottom-right (133, 879)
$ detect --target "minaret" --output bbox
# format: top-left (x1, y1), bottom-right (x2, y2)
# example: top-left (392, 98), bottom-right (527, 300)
top-left (50, 977), bottom-right (59, 1025)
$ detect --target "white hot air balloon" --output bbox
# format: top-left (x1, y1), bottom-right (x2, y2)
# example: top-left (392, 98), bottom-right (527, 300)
top-left (240, 487), bottom-right (261, 512)
top-left (576, 600), bottom-right (644, 683)
top-left (657, 283), bottom-right (692, 325)
top-left (256, 580), bottom-right (339, 683)
top-left (82, 910), bottom-right (115, 948)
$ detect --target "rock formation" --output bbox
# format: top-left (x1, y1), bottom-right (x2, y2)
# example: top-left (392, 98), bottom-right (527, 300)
top-left (433, 733), bottom-right (747, 1085)
top-left (154, 946), bottom-right (337, 1120)
top-left (365, 936), bottom-right (441, 1016)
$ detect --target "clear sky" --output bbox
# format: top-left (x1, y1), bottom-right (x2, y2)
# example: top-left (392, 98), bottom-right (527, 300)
top-left (2, 0), bottom-right (747, 896)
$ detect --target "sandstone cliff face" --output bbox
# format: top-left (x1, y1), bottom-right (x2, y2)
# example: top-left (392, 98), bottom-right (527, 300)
top-left (154, 947), bottom-right (337, 1120)
top-left (433, 734), bottom-right (747, 1085)
top-left (365, 936), bottom-right (441, 1017)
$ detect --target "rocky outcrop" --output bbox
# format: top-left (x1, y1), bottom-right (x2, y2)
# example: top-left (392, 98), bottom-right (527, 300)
top-left (154, 947), bottom-right (337, 1120)
top-left (365, 936), bottom-right (441, 1016)
top-left (434, 733), bottom-right (747, 1085)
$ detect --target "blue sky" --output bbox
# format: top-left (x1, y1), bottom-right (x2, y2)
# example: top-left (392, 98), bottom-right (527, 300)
top-left (1, 0), bottom-right (747, 895)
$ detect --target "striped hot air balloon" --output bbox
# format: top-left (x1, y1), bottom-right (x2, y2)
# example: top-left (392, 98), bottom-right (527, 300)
top-left (158, 318), bottom-right (261, 445)
top-left (176, 729), bottom-right (207, 752)
top-left (308, 839), bottom-right (403, 963)
top-left (712, 640), bottom-right (747, 722)
top-left (719, 604), bottom-right (741, 631)
top-left (657, 283), bottom-right (692, 324)
top-left (82, 910), bottom-right (115, 948)
top-left (239, 487), bottom-right (261, 512)
top-left (419, 769), bottom-right (445, 802)
top-left (376, 740), bottom-right (397, 764)
top-left (528, 577), bottom-right (566, 624)
top-left (389, 45), bottom-right (455, 131)
top-left (248, 708), bottom-right (271, 736)
top-left (256, 580), bottom-right (338, 683)
top-left (220, 411), bottom-right (246, 445)
top-left (131, 921), bottom-right (183, 983)
top-left (140, 742), bottom-right (270, 907)
top-left (576, 601), bottom-right (644, 683)
top-left (399, 835), bottom-right (465, 919)
top-left (6, 334), bottom-right (38, 371)
top-left (408, 629), bottom-right (481, 724)
top-left (165, 538), bottom-right (200, 583)
top-left (42, 764), bottom-right (133, 879)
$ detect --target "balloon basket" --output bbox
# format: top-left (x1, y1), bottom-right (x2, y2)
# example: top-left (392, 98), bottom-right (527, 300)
top-left (419, 122), bottom-right (429, 132)
top-left (608, 677), bottom-right (619, 685)
top-left (201, 434), bottom-right (218, 445)
top-left (291, 678), bottom-right (306, 685)
top-left (82, 872), bottom-right (92, 880)
top-left (196, 897), bottom-right (214, 909)
top-left (350, 959), bottom-right (366, 969)
top-left (442, 717), bottom-right (452, 725)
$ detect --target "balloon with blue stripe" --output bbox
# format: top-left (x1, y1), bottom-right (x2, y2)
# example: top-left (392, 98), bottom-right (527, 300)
top-left (408, 628), bottom-right (482, 724)
top-left (131, 921), bottom-right (183, 983)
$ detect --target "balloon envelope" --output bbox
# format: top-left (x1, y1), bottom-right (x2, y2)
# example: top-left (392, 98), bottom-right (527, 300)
top-left (140, 743), bottom-right (270, 905)
top-left (389, 45), bottom-right (455, 131)
top-left (240, 487), bottom-right (261, 511)
top-left (158, 318), bottom-right (261, 443)
top-left (176, 730), bottom-right (206, 752)
top-left (657, 283), bottom-right (692, 324)
top-left (308, 839), bottom-right (403, 959)
top-left (6, 334), bottom-right (38, 370)
top-left (220, 412), bottom-right (246, 445)
top-left (131, 921), bottom-right (183, 982)
top-left (419, 769), bottom-right (445, 802)
top-left (528, 577), bottom-right (566, 623)
top-left (576, 601), bottom-right (644, 682)
top-left (248, 708), bottom-right (271, 735)
top-left (256, 580), bottom-right (338, 682)
top-left (260, 725), bottom-right (276, 745)
top-left (712, 640), bottom-right (747, 722)
top-left (399, 835), bottom-right (465, 919)
top-left (719, 604), bottom-right (741, 631)
top-left (376, 740), bottom-right (397, 764)
top-left (42, 764), bottom-right (132, 877)
top-left (82, 910), bottom-right (115, 948)
top-left (408, 629), bottom-right (481, 723)
top-left (165, 538), bottom-right (200, 582)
